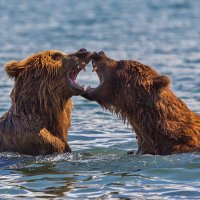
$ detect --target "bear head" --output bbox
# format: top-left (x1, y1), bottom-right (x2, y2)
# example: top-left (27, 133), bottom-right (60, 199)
top-left (4, 49), bottom-right (91, 117)
top-left (82, 51), bottom-right (170, 109)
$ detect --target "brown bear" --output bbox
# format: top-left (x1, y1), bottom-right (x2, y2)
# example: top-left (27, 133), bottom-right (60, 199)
top-left (0, 48), bottom-right (91, 155)
top-left (82, 51), bottom-right (200, 155)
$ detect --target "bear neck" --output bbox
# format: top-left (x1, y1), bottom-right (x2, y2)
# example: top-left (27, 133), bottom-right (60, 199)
top-left (9, 84), bottom-right (72, 134)
top-left (108, 87), bottom-right (196, 154)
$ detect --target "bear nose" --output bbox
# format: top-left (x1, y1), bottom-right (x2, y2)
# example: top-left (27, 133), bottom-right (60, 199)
top-left (79, 48), bottom-right (87, 52)
top-left (99, 51), bottom-right (105, 55)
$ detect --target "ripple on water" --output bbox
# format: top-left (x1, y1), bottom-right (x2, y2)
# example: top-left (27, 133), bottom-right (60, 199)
top-left (1, 0), bottom-right (200, 199)
top-left (1, 151), bottom-right (200, 199)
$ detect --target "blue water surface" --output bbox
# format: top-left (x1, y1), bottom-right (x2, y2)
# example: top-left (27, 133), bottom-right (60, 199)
top-left (0, 0), bottom-right (200, 199)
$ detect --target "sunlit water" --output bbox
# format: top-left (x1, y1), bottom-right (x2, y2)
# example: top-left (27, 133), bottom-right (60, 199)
top-left (0, 0), bottom-right (200, 199)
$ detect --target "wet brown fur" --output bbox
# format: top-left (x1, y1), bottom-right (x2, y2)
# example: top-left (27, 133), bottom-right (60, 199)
top-left (83, 53), bottom-right (200, 155)
top-left (0, 50), bottom-right (87, 155)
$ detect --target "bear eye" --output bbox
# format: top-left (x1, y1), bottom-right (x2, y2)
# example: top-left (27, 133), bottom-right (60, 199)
top-left (51, 52), bottom-right (63, 61)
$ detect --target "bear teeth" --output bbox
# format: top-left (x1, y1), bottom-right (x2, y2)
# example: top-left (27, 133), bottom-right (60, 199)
top-left (77, 64), bottom-right (86, 71)
top-left (92, 66), bottom-right (98, 72)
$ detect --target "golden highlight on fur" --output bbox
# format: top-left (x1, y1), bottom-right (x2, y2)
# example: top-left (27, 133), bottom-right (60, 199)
top-left (0, 49), bottom-right (91, 155)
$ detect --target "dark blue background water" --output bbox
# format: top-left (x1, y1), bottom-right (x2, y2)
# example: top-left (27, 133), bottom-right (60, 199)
top-left (0, 0), bottom-right (200, 199)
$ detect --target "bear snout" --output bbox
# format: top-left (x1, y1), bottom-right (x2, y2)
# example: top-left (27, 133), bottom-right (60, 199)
top-left (99, 51), bottom-right (106, 56)
top-left (78, 48), bottom-right (87, 52)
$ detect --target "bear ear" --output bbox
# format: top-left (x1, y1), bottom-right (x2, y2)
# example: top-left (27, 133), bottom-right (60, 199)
top-left (4, 60), bottom-right (24, 78)
top-left (153, 75), bottom-right (171, 90)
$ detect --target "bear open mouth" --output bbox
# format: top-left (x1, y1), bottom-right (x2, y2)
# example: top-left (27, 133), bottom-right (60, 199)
top-left (85, 60), bottom-right (104, 94)
top-left (68, 61), bottom-right (86, 91)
